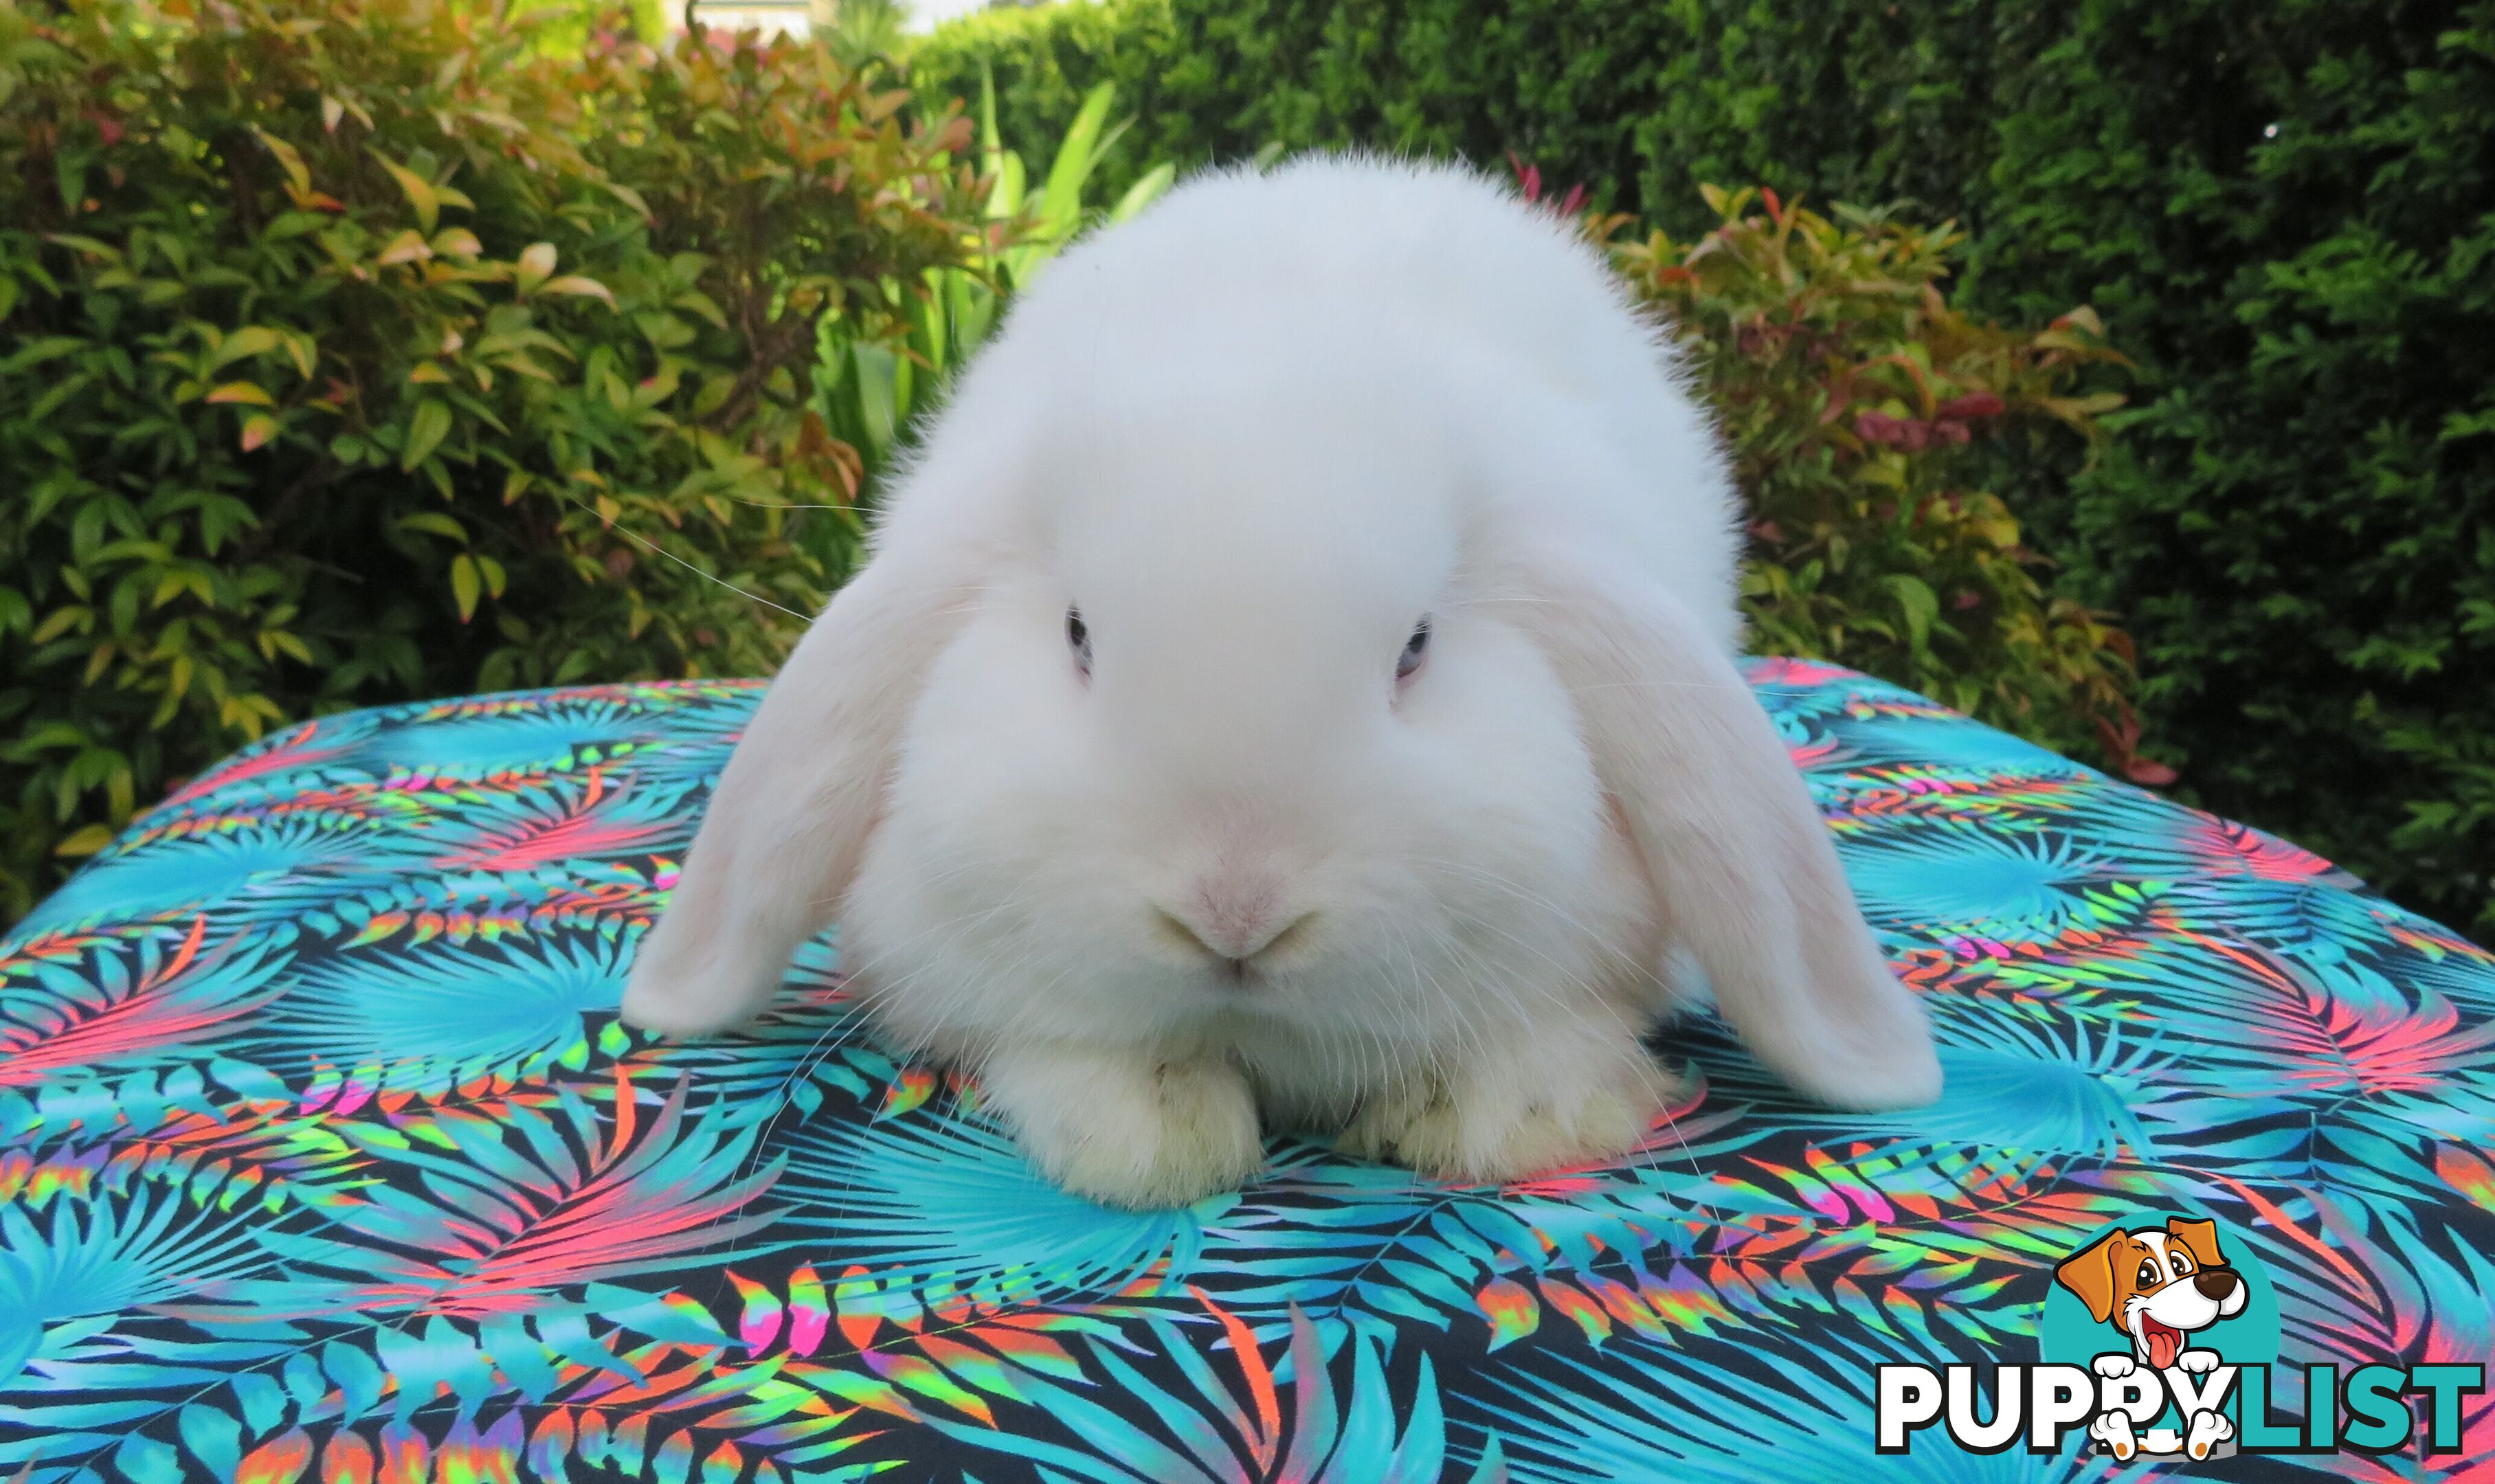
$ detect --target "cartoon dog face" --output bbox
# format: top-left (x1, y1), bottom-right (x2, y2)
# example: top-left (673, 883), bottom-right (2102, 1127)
top-left (2053, 1217), bottom-right (2248, 1370)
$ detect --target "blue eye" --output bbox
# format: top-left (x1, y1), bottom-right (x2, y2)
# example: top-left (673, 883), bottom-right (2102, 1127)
top-left (1397, 617), bottom-right (1430, 680)
top-left (1067, 607), bottom-right (1092, 673)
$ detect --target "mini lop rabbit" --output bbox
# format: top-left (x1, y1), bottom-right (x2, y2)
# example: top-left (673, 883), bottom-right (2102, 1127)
top-left (622, 155), bottom-right (1942, 1208)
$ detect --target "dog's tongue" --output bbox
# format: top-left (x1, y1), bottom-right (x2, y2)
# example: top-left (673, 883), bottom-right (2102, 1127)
top-left (2145, 1321), bottom-right (2182, 1370)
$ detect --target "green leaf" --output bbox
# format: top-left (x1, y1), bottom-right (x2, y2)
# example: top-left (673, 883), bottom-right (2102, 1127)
top-left (401, 401), bottom-right (453, 471)
top-left (539, 275), bottom-right (615, 308)
top-left (515, 242), bottom-right (558, 295)
top-left (54, 822), bottom-right (115, 857)
top-left (211, 326), bottom-right (283, 370)
top-left (1109, 163), bottom-right (1178, 225)
top-left (398, 512), bottom-right (468, 541)
top-left (1036, 82), bottom-right (1121, 242)
top-left (450, 554), bottom-right (482, 621)
top-left (30, 607), bottom-right (87, 645)
top-left (370, 153), bottom-right (440, 232)
top-left (0, 336), bottom-right (88, 376)
top-left (1882, 572), bottom-right (1938, 657)
top-left (254, 128), bottom-right (312, 197)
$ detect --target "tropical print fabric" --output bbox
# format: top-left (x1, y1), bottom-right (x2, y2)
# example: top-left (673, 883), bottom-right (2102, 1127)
top-left (3, 657), bottom-right (2490, 1483)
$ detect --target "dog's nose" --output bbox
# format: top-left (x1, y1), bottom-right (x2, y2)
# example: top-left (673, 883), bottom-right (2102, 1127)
top-left (2193, 1270), bottom-right (2240, 1301)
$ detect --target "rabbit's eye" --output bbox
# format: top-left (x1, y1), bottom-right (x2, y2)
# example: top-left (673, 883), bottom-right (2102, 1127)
top-left (1396, 617), bottom-right (1431, 681)
top-left (1067, 607), bottom-right (1092, 674)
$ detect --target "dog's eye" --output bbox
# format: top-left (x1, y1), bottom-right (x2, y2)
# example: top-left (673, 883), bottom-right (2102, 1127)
top-left (2169, 1252), bottom-right (2193, 1277)
top-left (1396, 617), bottom-right (1431, 681)
top-left (2137, 1259), bottom-right (2160, 1287)
top-left (1068, 607), bottom-right (1092, 675)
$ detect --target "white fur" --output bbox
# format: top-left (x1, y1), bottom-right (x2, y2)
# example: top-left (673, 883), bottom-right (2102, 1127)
top-left (622, 155), bottom-right (1943, 1207)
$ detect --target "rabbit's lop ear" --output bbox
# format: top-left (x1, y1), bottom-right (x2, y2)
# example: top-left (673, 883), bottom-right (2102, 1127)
top-left (620, 546), bottom-right (975, 1036)
top-left (1508, 541), bottom-right (1943, 1110)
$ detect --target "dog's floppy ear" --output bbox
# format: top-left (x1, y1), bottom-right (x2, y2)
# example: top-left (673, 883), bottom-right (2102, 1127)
top-left (2055, 1230), bottom-right (2132, 1324)
top-left (2166, 1217), bottom-right (2227, 1271)
top-left (620, 541), bottom-right (981, 1035)
top-left (1501, 539), bottom-right (1943, 1110)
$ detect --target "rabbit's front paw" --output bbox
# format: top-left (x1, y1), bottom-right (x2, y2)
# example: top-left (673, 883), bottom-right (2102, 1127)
top-left (1341, 1022), bottom-right (1668, 1182)
top-left (620, 949), bottom-right (777, 1037)
top-left (981, 1044), bottom-right (1265, 1211)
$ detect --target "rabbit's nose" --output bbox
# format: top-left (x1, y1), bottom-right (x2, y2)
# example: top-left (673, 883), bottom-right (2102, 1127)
top-left (1154, 878), bottom-right (1315, 967)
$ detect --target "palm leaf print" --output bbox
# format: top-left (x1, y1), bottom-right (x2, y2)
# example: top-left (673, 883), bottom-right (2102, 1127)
top-left (219, 1073), bottom-right (780, 1320)
top-left (256, 935), bottom-right (631, 1093)
top-left (0, 663), bottom-right (2488, 1481)
top-left (0, 921), bottom-right (290, 1088)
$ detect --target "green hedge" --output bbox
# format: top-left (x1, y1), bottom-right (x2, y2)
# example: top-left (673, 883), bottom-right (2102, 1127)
top-left (0, 0), bottom-right (981, 920)
top-left (906, 0), bottom-right (2011, 243)
top-left (910, 0), bottom-right (2495, 930)
top-left (1983, 5), bottom-right (2495, 931)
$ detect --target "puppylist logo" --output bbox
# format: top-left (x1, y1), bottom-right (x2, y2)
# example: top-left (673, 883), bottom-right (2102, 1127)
top-left (1876, 1213), bottom-right (2484, 1463)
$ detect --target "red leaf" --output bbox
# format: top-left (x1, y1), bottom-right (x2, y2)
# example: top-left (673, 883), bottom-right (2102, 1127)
top-left (1856, 410), bottom-right (1932, 450)
top-left (1934, 391), bottom-right (2006, 421)
top-left (2095, 712), bottom-right (2178, 788)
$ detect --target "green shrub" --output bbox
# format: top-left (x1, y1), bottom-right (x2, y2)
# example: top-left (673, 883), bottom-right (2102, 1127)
top-left (0, 0), bottom-right (981, 921)
top-left (915, 0), bottom-right (2495, 928)
top-left (906, 0), bottom-right (1198, 212)
top-left (1608, 185), bottom-right (2151, 774)
top-left (1978, 3), bottom-right (2495, 929)
top-left (817, 71), bottom-right (1174, 473)
top-left (902, 0), bottom-right (2007, 245)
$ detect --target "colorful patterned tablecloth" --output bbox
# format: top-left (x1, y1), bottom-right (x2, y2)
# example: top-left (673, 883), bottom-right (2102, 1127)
top-left (3, 659), bottom-right (2490, 1481)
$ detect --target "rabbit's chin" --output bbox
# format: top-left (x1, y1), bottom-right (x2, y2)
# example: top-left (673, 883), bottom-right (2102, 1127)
top-left (842, 782), bottom-right (1668, 1070)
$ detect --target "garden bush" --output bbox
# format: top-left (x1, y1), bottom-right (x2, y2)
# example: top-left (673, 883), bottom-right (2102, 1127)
top-left (913, 0), bottom-right (2495, 930)
top-left (0, 0), bottom-right (982, 921)
top-left (903, 0), bottom-right (2007, 246)
top-left (816, 71), bottom-right (1174, 471)
top-left (1980, 3), bottom-right (2495, 929)
top-left (1602, 183), bottom-right (2150, 776)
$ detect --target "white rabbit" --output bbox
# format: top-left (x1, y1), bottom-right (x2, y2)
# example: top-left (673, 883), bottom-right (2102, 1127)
top-left (621, 153), bottom-right (1943, 1208)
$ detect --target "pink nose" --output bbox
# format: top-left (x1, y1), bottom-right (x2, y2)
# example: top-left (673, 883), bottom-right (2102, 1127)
top-left (1155, 877), bottom-right (1311, 964)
